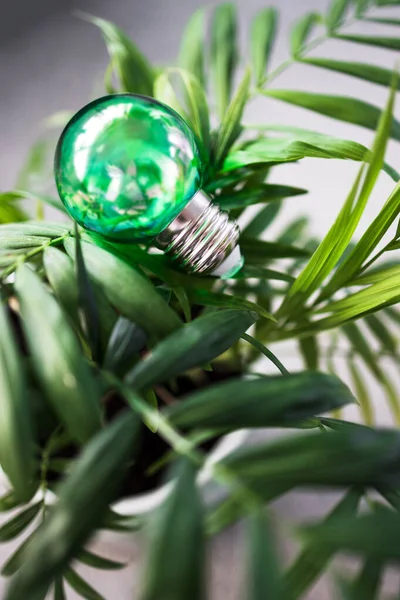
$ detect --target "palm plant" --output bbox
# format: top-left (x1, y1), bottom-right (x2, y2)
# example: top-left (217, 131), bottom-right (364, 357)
top-left (1, 0), bottom-right (400, 598)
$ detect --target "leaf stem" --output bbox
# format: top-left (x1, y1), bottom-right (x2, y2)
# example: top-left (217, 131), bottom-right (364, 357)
top-left (0, 232), bottom-right (70, 281)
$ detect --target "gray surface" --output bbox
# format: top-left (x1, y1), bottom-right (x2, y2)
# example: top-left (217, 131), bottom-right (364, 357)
top-left (1, 0), bottom-right (400, 598)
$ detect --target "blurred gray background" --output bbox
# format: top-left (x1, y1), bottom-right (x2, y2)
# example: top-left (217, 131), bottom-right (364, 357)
top-left (1, 0), bottom-right (400, 598)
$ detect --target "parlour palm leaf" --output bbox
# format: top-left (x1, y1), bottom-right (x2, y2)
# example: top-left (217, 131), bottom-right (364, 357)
top-left (15, 265), bottom-right (102, 444)
top-left (251, 7), bottom-right (278, 85)
top-left (64, 237), bottom-right (182, 339)
top-left (5, 413), bottom-right (139, 600)
top-left (246, 510), bottom-right (282, 600)
top-left (139, 460), bottom-right (205, 600)
top-left (179, 8), bottom-right (206, 86)
top-left (290, 13), bottom-right (321, 58)
top-left (211, 2), bottom-right (238, 120)
top-left (87, 16), bottom-right (154, 95)
top-left (283, 489), bottom-right (362, 600)
top-left (0, 302), bottom-right (36, 502)
top-left (335, 33), bottom-right (400, 51)
top-left (125, 309), bottom-right (257, 389)
top-left (262, 89), bottom-right (400, 141)
top-left (164, 372), bottom-right (356, 430)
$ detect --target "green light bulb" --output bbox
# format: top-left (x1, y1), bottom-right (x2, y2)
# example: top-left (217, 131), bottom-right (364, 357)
top-left (55, 94), bottom-right (242, 276)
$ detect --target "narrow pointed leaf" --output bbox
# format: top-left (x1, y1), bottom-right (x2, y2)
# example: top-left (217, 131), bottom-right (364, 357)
top-left (299, 335), bottom-right (319, 370)
top-left (53, 578), bottom-right (66, 600)
top-left (217, 183), bottom-right (307, 209)
top-left (365, 16), bottom-right (400, 26)
top-left (303, 509), bottom-right (400, 560)
top-left (335, 33), bottom-right (400, 51)
top-left (0, 503), bottom-right (41, 543)
top-left (103, 316), bottom-right (147, 374)
top-left (211, 3), bottom-right (238, 119)
top-left (43, 247), bottom-right (79, 322)
top-left (64, 237), bottom-right (181, 339)
top-left (5, 413), bottom-right (139, 600)
top-left (88, 16), bottom-right (154, 95)
top-left (246, 510), bottom-right (281, 600)
top-left (186, 288), bottom-right (274, 320)
top-left (348, 360), bottom-right (374, 425)
top-left (365, 313), bottom-right (397, 354)
top-left (140, 460), bottom-right (205, 600)
top-left (65, 568), bottom-right (105, 600)
top-left (302, 57), bottom-right (400, 90)
top-left (75, 226), bottom-right (102, 363)
top-left (283, 489), bottom-right (362, 600)
top-left (77, 549), bottom-right (125, 571)
top-left (241, 237), bottom-right (310, 263)
top-left (290, 12), bottom-right (321, 58)
top-left (179, 8), bottom-right (206, 86)
top-left (214, 67), bottom-right (251, 165)
top-left (165, 372), bottom-right (356, 430)
top-left (326, 0), bottom-right (352, 32)
top-left (0, 302), bottom-right (36, 501)
top-left (241, 333), bottom-right (290, 375)
top-left (262, 89), bottom-right (400, 141)
top-left (16, 265), bottom-right (102, 444)
top-left (242, 203), bottom-right (281, 238)
top-left (251, 8), bottom-right (278, 84)
top-left (125, 309), bottom-right (257, 389)
top-left (1, 532), bottom-right (35, 576)
top-left (0, 492), bottom-right (20, 513)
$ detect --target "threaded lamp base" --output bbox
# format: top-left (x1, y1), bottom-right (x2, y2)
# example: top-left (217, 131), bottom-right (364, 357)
top-left (155, 191), bottom-right (242, 276)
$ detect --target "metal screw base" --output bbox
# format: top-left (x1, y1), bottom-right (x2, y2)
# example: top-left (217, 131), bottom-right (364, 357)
top-left (156, 190), bottom-right (241, 275)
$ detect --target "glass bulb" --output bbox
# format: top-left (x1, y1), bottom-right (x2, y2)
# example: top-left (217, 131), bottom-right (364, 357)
top-left (55, 94), bottom-right (242, 276)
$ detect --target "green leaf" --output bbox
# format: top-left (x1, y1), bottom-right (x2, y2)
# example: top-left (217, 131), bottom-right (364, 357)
top-left (125, 309), bottom-right (257, 389)
top-left (320, 182), bottom-right (400, 296)
top-left (103, 316), bottom-right (147, 374)
top-left (242, 203), bottom-right (281, 238)
top-left (290, 12), bottom-right (321, 58)
top-left (139, 460), bottom-right (205, 600)
top-left (302, 508), bottom-right (400, 561)
top-left (302, 56), bottom-right (400, 91)
top-left (65, 568), bottom-right (105, 600)
top-left (246, 510), bottom-right (281, 600)
top-left (278, 77), bottom-right (397, 319)
top-left (75, 226), bottom-right (102, 362)
top-left (364, 16), bottom-right (400, 26)
top-left (179, 8), bottom-right (206, 86)
top-left (0, 221), bottom-right (70, 237)
top-left (299, 334), bottom-right (319, 370)
top-left (0, 503), bottom-right (41, 543)
top-left (213, 67), bottom-right (251, 166)
top-left (0, 190), bottom-right (66, 214)
top-left (326, 0), bottom-right (352, 32)
top-left (277, 217), bottom-right (308, 246)
top-left (53, 577), bottom-right (66, 600)
top-left (283, 489), bottom-right (362, 600)
top-left (43, 247), bottom-right (79, 322)
top-left (262, 89), bottom-right (400, 141)
top-left (355, 0), bottom-right (371, 17)
top-left (172, 286), bottom-right (191, 322)
top-left (0, 492), bottom-right (21, 513)
top-left (241, 333), bottom-right (290, 375)
top-left (251, 8), bottom-right (278, 85)
top-left (217, 183), bottom-right (307, 209)
top-left (348, 360), bottom-right (374, 425)
top-left (5, 413), bottom-right (139, 600)
top-left (77, 548), bottom-right (125, 570)
top-left (16, 265), bottom-right (102, 444)
top-left (241, 237), bottom-right (310, 264)
top-left (165, 372), bottom-right (356, 430)
top-left (221, 426), bottom-right (400, 495)
top-left (335, 32), bottom-right (400, 51)
top-left (64, 237), bottom-right (182, 339)
top-left (0, 301), bottom-right (36, 501)
top-left (186, 288), bottom-right (275, 320)
top-left (365, 313), bottom-right (397, 354)
top-left (155, 68), bottom-right (210, 157)
top-left (348, 558), bottom-right (383, 600)
top-left (234, 265), bottom-right (295, 283)
top-left (87, 16), bottom-right (154, 95)
top-left (211, 3), bottom-right (238, 119)
top-left (1, 531), bottom-right (35, 576)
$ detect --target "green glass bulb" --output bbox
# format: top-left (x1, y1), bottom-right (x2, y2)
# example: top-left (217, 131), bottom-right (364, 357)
top-left (55, 94), bottom-right (203, 242)
top-left (55, 93), bottom-right (242, 276)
